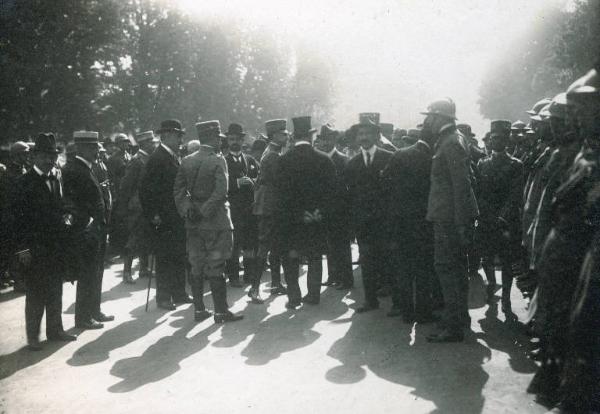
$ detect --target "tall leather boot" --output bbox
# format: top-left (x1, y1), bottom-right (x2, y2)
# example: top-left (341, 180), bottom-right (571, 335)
top-left (247, 258), bottom-right (264, 304)
top-left (191, 274), bottom-right (211, 321)
top-left (484, 264), bottom-right (496, 303)
top-left (283, 256), bottom-right (301, 308)
top-left (209, 278), bottom-right (243, 323)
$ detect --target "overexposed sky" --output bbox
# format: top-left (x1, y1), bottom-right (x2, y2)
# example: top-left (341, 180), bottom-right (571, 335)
top-left (174, 0), bottom-right (567, 135)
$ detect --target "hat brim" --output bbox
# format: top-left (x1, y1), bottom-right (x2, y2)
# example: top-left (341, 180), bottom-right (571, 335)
top-left (32, 148), bottom-right (61, 154)
top-left (226, 132), bottom-right (247, 138)
top-left (420, 111), bottom-right (458, 120)
top-left (156, 128), bottom-right (186, 135)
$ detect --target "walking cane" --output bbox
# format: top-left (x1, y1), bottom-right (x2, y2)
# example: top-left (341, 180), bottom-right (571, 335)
top-left (145, 254), bottom-right (155, 312)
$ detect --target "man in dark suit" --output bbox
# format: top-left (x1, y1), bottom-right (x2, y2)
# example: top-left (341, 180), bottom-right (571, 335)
top-left (223, 123), bottom-right (260, 290)
top-left (62, 131), bottom-right (114, 330)
top-left (314, 124), bottom-right (354, 290)
top-left (422, 98), bottom-right (479, 343)
top-left (140, 119), bottom-right (192, 310)
top-left (344, 118), bottom-right (394, 312)
top-left (383, 133), bottom-right (437, 323)
top-left (11, 133), bottom-right (77, 349)
top-left (275, 116), bottom-right (336, 308)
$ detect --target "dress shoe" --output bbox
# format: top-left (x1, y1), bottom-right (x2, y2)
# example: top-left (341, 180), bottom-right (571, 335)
top-left (356, 303), bottom-right (379, 313)
top-left (285, 301), bottom-right (301, 309)
top-left (321, 280), bottom-right (336, 287)
top-left (194, 309), bottom-right (212, 322)
top-left (248, 288), bottom-right (264, 304)
top-left (157, 301), bottom-right (176, 311)
top-left (426, 329), bottom-right (464, 343)
top-left (271, 284), bottom-right (287, 295)
top-left (27, 339), bottom-right (43, 351)
top-left (173, 295), bottom-right (193, 305)
top-left (229, 279), bottom-right (244, 288)
top-left (301, 295), bottom-right (320, 305)
top-left (335, 283), bottom-right (353, 290)
top-left (75, 320), bottom-right (104, 330)
top-left (123, 272), bottom-right (136, 284)
top-left (94, 313), bottom-right (115, 322)
top-left (386, 308), bottom-right (403, 318)
top-left (47, 331), bottom-right (77, 342)
top-left (214, 311), bottom-right (244, 323)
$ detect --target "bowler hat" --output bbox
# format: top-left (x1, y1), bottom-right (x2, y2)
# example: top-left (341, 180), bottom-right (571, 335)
top-left (317, 123), bottom-right (338, 139)
top-left (292, 116), bottom-right (317, 137)
top-left (265, 119), bottom-right (288, 136)
top-left (421, 98), bottom-right (457, 120)
top-left (226, 123), bottom-right (246, 137)
top-left (196, 120), bottom-right (226, 140)
top-left (156, 119), bottom-right (185, 135)
top-left (73, 130), bottom-right (100, 145)
top-left (32, 133), bottom-right (60, 154)
top-left (136, 130), bottom-right (155, 143)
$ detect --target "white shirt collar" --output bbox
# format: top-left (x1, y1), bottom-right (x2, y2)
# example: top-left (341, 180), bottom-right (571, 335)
top-left (361, 145), bottom-right (377, 157)
top-left (439, 123), bottom-right (455, 135)
top-left (294, 141), bottom-right (311, 147)
top-left (138, 149), bottom-right (149, 156)
top-left (75, 156), bottom-right (93, 170)
top-left (161, 143), bottom-right (177, 158)
top-left (417, 140), bottom-right (431, 151)
top-left (230, 151), bottom-right (242, 157)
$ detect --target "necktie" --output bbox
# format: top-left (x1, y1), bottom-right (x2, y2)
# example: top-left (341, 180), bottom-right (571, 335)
top-left (47, 174), bottom-right (57, 195)
top-left (365, 151), bottom-right (371, 167)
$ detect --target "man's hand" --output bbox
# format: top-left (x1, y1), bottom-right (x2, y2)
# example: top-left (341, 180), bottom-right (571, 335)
top-left (303, 209), bottom-right (323, 224)
top-left (62, 213), bottom-right (73, 227)
top-left (151, 214), bottom-right (162, 227)
top-left (237, 176), bottom-right (254, 187)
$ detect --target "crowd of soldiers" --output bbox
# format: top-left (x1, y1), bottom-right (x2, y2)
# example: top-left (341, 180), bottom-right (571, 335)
top-left (0, 63), bottom-right (598, 412)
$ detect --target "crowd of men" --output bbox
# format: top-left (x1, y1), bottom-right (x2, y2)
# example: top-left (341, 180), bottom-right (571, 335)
top-left (0, 63), bottom-right (598, 412)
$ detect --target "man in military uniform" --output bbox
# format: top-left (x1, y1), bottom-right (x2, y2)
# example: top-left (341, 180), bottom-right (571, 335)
top-left (223, 123), bottom-right (260, 290)
top-left (423, 98), bottom-right (479, 343)
top-left (116, 131), bottom-right (156, 284)
top-left (174, 120), bottom-right (243, 323)
top-left (62, 131), bottom-right (114, 330)
top-left (140, 120), bottom-right (192, 310)
top-left (476, 120), bottom-right (524, 313)
top-left (250, 119), bottom-right (290, 297)
top-left (11, 133), bottom-right (77, 349)
top-left (275, 116), bottom-right (336, 307)
top-left (314, 124), bottom-right (354, 290)
top-left (345, 116), bottom-right (394, 312)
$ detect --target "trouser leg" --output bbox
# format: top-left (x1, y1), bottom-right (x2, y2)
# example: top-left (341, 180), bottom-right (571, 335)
top-left (284, 255), bottom-right (301, 303)
top-left (171, 253), bottom-right (188, 300)
top-left (358, 241), bottom-right (379, 306)
top-left (225, 242), bottom-right (241, 282)
top-left (25, 280), bottom-right (44, 342)
top-left (270, 252), bottom-right (282, 286)
top-left (45, 276), bottom-right (64, 336)
top-left (306, 254), bottom-right (323, 298)
top-left (91, 235), bottom-right (106, 317)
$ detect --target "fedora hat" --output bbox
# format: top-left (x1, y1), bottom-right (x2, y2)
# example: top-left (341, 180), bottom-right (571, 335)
top-left (292, 116), bottom-right (317, 137)
top-left (195, 120), bottom-right (226, 140)
top-left (156, 119), bottom-right (185, 135)
top-left (226, 123), bottom-right (246, 137)
top-left (33, 133), bottom-right (60, 154)
top-left (421, 98), bottom-right (457, 120)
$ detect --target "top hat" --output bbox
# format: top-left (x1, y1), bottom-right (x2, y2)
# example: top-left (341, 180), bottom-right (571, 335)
top-left (156, 119), bottom-right (185, 135)
top-left (265, 119), bottom-right (288, 136)
top-left (32, 133), bottom-right (60, 154)
top-left (317, 123), bottom-right (338, 139)
top-left (292, 116), bottom-right (317, 137)
top-left (456, 123), bottom-right (475, 137)
top-left (490, 120), bottom-right (512, 136)
top-left (195, 120), bottom-right (226, 140)
top-left (226, 123), bottom-right (247, 137)
top-left (358, 113), bottom-right (381, 125)
top-left (73, 130), bottom-right (100, 145)
top-left (136, 130), bottom-right (155, 143)
top-left (421, 98), bottom-right (457, 120)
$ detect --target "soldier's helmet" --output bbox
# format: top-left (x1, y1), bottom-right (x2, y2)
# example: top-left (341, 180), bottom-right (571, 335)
top-left (420, 98), bottom-right (457, 120)
top-left (566, 67), bottom-right (599, 104)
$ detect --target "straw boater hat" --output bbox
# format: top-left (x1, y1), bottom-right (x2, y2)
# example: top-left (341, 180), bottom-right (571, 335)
top-left (73, 130), bottom-right (100, 146)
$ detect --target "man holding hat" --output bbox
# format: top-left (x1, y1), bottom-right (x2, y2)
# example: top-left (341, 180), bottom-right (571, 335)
top-left (314, 124), bottom-right (354, 290)
top-left (345, 115), bottom-right (394, 312)
top-left (11, 133), bottom-right (77, 349)
top-left (274, 116), bottom-right (336, 307)
top-left (62, 130), bottom-right (114, 330)
top-left (223, 123), bottom-right (260, 289)
top-left (174, 120), bottom-right (243, 323)
top-left (140, 119), bottom-right (192, 310)
top-left (422, 98), bottom-right (478, 343)
top-left (476, 120), bottom-right (524, 312)
top-left (250, 119), bottom-right (291, 298)
top-left (116, 130), bottom-right (156, 284)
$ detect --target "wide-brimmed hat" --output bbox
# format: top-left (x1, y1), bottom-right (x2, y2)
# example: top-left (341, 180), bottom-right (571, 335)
top-left (292, 116), bottom-right (317, 137)
top-left (156, 119), bottom-right (185, 135)
top-left (73, 130), bottom-right (101, 146)
top-left (226, 123), bottom-right (247, 137)
top-left (265, 119), bottom-right (288, 136)
top-left (136, 130), bottom-right (155, 143)
top-left (456, 123), bottom-right (475, 137)
top-left (317, 123), bottom-right (338, 139)
top-left (195, 120), bottom-right (226, 140)
top-left (490, 120), bottom-right (512, 136)
top-left (32, 133), bottom-right (60, 154)
top-left (420, 98), bottom-right (457, 120)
